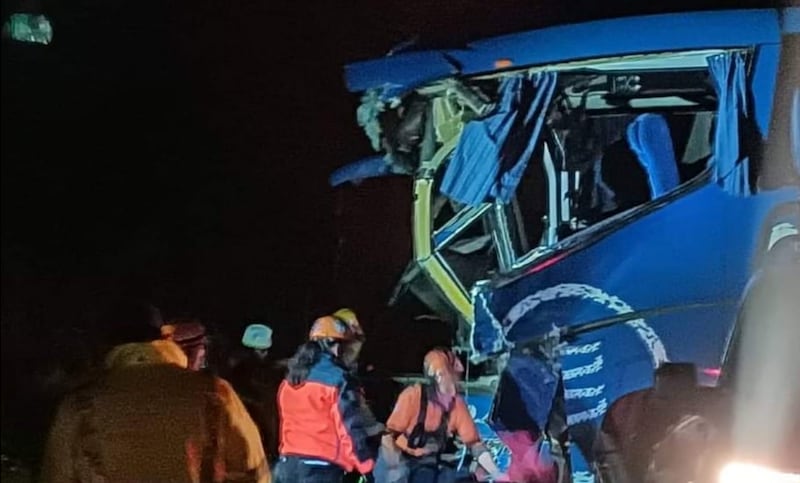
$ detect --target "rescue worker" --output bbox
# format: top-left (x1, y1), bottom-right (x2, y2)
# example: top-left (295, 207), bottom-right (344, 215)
top-left (332, 308), bottom-right (365, 371)
top-left (377, 348), bottom-right (509, 483)
top-left (227, 323), bottom-right (283, 464)
top-left (274, 316), bottom-right (375, 483)
top-left (331, 309), bottom-right (385, 483)
top-left (40, 338), bottom-right (270, 483)
top-left (161, 318), bottom-right (209, 371)
top-left (332, 308), bottom-right (384, 435)
top-left (225, 323), bottom-right (276, 376)
top-left (24, 300), bottom-right (164, 482)
top-left (242, 324), bottom-right (273, 361)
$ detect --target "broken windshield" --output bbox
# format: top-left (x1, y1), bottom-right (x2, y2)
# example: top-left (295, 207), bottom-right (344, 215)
top-left (345, 48), bottom-right (751, 322)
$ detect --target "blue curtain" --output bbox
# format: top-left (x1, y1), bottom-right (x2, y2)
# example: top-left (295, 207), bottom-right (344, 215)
top-left (708, 52), bottom-right (751, 195)
top-left (492, 72), bottom-right (558, 203)
top-left (440, 76), bottom-right (521, 205)
top-left (440, 72), bottom-right (558, 206)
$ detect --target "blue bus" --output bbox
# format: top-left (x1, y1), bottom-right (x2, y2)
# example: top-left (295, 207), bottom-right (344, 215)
top-left (334, 8), bottom-right (800, 482)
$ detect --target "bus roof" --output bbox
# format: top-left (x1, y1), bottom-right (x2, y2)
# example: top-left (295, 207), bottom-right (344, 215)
top-left (344, 9), bottom-right (783, 100)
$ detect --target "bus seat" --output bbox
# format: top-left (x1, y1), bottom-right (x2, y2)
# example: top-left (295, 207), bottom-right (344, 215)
top-left (626, 114), bottom-right (681, 198)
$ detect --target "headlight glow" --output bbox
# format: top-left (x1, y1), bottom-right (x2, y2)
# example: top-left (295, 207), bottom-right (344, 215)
top-left (719, 462), bottom-right (800, 483)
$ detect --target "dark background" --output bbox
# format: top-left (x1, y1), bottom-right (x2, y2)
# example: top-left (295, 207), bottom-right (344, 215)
top-left (0, 0), bottom-right (777, 465)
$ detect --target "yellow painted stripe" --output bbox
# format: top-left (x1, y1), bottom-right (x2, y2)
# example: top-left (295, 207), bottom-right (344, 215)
top-left (421, 257), bottom-right (474, 324)
top-left (413, 179), bottom-right (433, 258)
top-left (411, 139), bottom-right (475, 325)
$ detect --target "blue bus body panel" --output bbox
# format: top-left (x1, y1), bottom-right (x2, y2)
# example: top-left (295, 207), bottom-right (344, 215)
top-left (470, 183), bottom-right (799, 475)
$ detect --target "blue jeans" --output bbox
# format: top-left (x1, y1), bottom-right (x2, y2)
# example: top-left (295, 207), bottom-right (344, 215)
top-left (408, 461), bottom-right (458, 483)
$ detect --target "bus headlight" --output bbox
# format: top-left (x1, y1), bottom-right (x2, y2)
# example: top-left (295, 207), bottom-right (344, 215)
top-left (719, 462), bottom-right (800, 483)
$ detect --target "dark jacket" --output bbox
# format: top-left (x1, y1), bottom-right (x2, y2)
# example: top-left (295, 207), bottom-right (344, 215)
top-left (227, 350), bottom-right (283, 462)
top-left (40, 340), bottom-right (270, 483)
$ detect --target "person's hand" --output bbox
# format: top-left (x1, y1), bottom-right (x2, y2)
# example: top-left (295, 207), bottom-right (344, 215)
top-left (406, 440), bottom-right (439, 458)
top-left (404, 446), bottom-right (431, 458)
top-left (422, 440), bottom-right (440, 454)
top-left (394, 434), bottom-right (437, 458)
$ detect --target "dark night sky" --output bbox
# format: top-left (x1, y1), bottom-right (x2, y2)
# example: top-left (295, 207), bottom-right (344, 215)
top-left (1, 0), bottom-right (777, 366)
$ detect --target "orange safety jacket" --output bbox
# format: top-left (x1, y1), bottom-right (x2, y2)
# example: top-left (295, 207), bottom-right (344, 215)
top-left (277, 353), bottom-right (375, 474)
top-left (386, 384), bottom-right (481, 454)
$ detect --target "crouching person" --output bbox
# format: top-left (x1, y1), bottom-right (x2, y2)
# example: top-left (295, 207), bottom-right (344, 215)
top-left (274, 316), bottom-right (375, 483)
top-left (376, 348), bottom-right (509, 483)
top-left (40, 339), bottom-right (269, 483)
